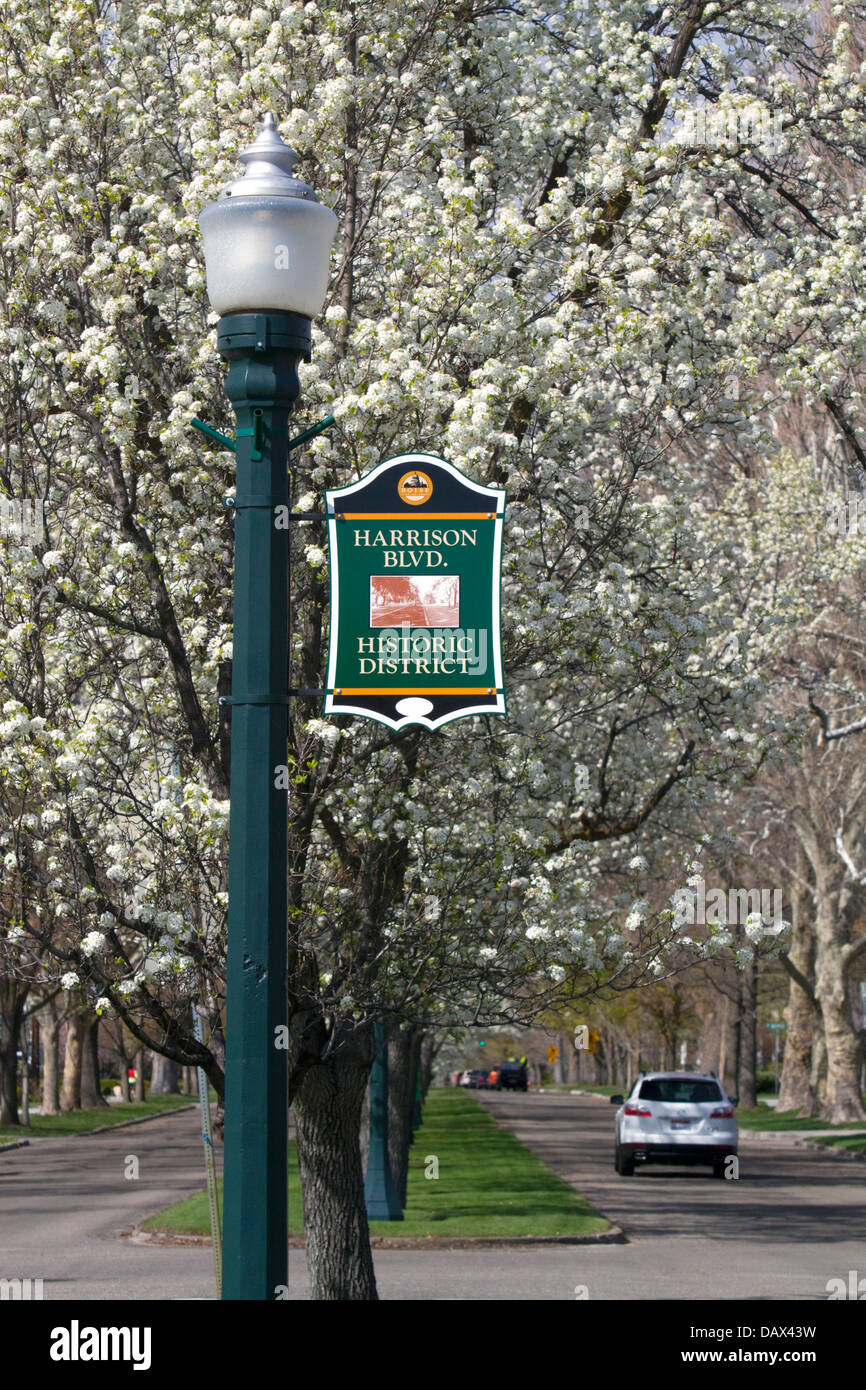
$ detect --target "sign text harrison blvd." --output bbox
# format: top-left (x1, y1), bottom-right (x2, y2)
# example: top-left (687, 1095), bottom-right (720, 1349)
top-left (324, 453), bottom-right (505, 730)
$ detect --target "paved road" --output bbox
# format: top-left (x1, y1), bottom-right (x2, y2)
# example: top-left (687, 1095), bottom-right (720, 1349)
top-left (289, 1091), bottom-right (866, 1300)
top-left (481, 1091), bottom-right (866, 1298)
top-left (0, 1107), bottom-right (218, 1301)
top-left (5, 1093), bottom-right (864, 1301)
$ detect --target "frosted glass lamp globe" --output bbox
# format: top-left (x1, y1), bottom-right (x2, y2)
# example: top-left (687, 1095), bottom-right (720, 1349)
top-left (199, 114), bottom-right (338, 318)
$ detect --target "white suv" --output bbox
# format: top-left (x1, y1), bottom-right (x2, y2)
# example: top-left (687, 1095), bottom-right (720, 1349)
top-left (611, 1072), bottom-right (738, 1178)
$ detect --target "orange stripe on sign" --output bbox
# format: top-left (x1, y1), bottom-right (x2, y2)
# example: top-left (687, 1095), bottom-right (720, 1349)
top-left (332, 688), bottom-right (500, 696)
top-left (331, 512), bottom-right (501, 520)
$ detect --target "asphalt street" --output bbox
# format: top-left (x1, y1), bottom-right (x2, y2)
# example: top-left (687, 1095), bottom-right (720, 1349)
top-left (3, 1092), bottom-right (864, 1300)
top-left (0, 1107), bottom-right (218, 1301)
top-left (290, 1090), bottom-right (866, 1300)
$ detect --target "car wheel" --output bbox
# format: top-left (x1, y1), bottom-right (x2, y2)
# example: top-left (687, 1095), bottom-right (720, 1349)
top-left (615, 1144), bottom-right (634, 1176)
top-left (712, 1160), bottom-right (727, 1179)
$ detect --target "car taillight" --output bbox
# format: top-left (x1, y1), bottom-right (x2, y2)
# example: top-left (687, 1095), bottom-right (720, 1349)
top-left (710, 1106), bottom-right (734, 1118)
top-left (624, 1103), bottom-right (651, 1116)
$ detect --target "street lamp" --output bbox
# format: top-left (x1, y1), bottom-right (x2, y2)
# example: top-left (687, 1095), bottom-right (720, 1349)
top-left (199, 114), bottom-right (337, 1301)
top-left (200, 114), bottom-right (337, 317)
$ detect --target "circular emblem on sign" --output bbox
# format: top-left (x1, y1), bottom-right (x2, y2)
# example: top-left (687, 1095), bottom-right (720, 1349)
top-left (397, 470), bottom-right (433, 506)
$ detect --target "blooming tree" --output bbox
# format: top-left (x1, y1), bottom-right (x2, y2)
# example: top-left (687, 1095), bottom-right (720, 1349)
top-left (3, 0), bottom-right (866, 1295)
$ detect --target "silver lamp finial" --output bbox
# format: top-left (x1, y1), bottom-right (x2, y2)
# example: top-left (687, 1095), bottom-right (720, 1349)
top-left (220, 114), bottom-right (315, 201)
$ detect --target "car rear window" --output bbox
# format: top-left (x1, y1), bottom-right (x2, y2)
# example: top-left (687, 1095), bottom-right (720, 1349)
top-left (638, 1079), bottom-right (723, 1103)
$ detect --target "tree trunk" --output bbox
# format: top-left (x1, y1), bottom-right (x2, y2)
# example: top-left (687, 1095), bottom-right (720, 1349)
top-left (39, 999), bottom-right (61, 1115)
top-left (149, 1051), bottom-right (180, 1094)
top-left (106, 1026), bottom-right (132, 1101)
top-left (80, 1015), bottom-right (107, 1107)
top-left (60, 1012), bottom-right (86, 1112)
top-left (779, 979), bottom-right (817, 1113)
top-left (809, 884), bottom-right (865, 1122)
top-left (713, 985), bottom-right (739, 1099)
top-left (0, 1022), bottom-right (19, 1127)
top-left (0, 977), bottom-right (26, 1127)
top-left (294, 1038), bottom-right (378, 1301)
top-left (554, 1035), bottom-right (566, 1084)
top-left (779, 866), bottom-right (817, 1113)
top-left (737, 959), bottom-right (758, 1108)
top-left (30, 1017), bottom-right (40, 1092)
top-left (359, 1071), bottom-right (370, 1171)
top-left (133, 1048), bottom-right (145, 1101)
top-left (419, 1034), bottom-right (437, 1100)
top-left (20, 1021), bottom-right (30, 1126)
top-left (811, 1019), bottom-right (827, 1111)
top-left (816, 941), bottom-right (864, 1121)
top-left (619, 1040), bottom-right (630, 1087)
top-left (410, 1029), bottom-right (423, 1128)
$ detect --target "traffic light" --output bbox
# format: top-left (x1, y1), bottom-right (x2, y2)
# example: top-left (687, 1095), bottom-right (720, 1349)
top-left (479, 1039), bottom-right (485, 1046)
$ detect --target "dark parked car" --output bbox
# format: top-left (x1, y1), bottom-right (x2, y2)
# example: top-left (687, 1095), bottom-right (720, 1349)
top-left (494, 1060), bottom-right (528, 1092)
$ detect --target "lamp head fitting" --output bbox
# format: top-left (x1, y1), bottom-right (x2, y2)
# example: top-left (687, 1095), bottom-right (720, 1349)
top-left (220, 114), bottom-right (318, 202)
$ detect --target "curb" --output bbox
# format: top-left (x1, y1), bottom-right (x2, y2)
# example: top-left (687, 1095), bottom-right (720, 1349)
top-left (784, 1138), bottom-right (866, 1160)
top-left (529, 1088), bottom-right (611, 1099)
top-left (75, 1103), bottom-right (199, 1137)
top-left (131, 1225), bottom-right (625, 1250)
top-left (741, 1129), bottom-right (866, 1158)
top-left (127, 1229), bottom-right (212, 1247)
top-left (363, 1227), bottom-right (626, 1248)
top-left (0, 1139), bottom-right (31, 1153)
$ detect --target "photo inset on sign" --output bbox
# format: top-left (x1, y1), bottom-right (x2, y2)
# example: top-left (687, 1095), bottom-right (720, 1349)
top-left (370, 576), bottom-right (460, 627)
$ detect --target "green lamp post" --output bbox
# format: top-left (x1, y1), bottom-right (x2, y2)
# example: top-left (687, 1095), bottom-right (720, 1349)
top-left (198, 115), bottom-right (337, 1300)
top-left (364, 1021), bottom-right (403, 1221)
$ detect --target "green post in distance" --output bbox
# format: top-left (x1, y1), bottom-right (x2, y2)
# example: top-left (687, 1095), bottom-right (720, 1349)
top-left (364, 1021), bottom-right (403, 1221)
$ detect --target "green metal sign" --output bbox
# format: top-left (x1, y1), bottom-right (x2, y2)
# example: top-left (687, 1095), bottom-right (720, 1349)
top-left (325, 452), bottom-right (505, 730)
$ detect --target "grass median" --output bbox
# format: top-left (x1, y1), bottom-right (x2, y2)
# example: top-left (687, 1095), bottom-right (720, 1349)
top-left (808, 1133), bottom-right (866, 1153)
top-left (142, 1088), bottom-right (609, 1241)
top-left (0, 1093), bottom-right (194, 1145)
top-left (736, 1106), bottom-right (866, 1131)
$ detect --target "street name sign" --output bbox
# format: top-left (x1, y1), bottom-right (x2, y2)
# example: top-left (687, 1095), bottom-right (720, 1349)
top-left (324, 452), bottom-right (505, 730)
